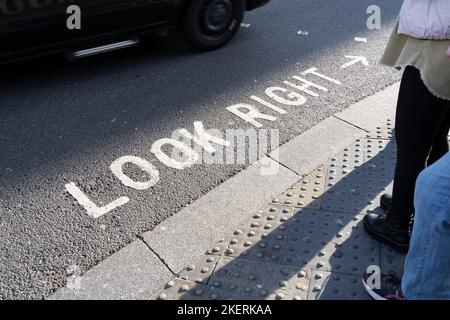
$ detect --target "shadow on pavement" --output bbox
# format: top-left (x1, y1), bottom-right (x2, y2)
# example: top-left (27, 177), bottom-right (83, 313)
top-left (170, 138), bottom-right (405, 300)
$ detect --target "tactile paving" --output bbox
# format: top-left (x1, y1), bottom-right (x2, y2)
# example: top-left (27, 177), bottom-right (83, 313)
top-left (322, 174), bottom-right (392, 214)
top-left (308, 270), bottom-right (369, 300)
top-left (380, 244), bottom-right (406, 279)
top-left (365, 119), bottom-right (394, 140)
top-left (272, 167), bottom-right (325, 208)
top-left (289, 212), bottom-right (380, 276)
top-left (282, 240), bottom-right (378, 276)
top-left (327, 140), bottom-right (365, 170)
top-left (178, 254), bottom-right (220, 284)
top-left (329, 214), bottom-right (380, 253)
top-left (210, 256), bottom-right (310, 300)
top-left (151, 278), bottom-right (238, 300)
top-left (224, 206), bottom-right (294, 263)
top-left (206, 240), bottom-right (227, 256)
top-left (322, 153), bottom-right (393, 214)
top-left (364, 138), bottom-right (396, 174)
top-left (222, 208), bottom-right (380, 276)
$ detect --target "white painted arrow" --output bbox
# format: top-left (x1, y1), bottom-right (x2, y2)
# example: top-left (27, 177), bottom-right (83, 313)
top-left (341, 55), bottom-right (369, 69)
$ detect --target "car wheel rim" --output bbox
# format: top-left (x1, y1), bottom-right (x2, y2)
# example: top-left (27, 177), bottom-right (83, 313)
top-left (200, 0), bottom-right (234, 35)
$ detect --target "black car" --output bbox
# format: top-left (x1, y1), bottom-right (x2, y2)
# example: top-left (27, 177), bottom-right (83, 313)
top-left (0, 0), bottom-right (270, 63)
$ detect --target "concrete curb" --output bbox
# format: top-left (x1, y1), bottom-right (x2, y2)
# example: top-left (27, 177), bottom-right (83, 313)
top-left (49, 240), bottom-right (172, 300)
top-left (49, 83), bottom-right (399, 300)
top-left (142, 157), bottom-right (299, 274)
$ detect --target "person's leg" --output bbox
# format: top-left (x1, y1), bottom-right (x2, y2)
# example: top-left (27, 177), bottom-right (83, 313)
top-left (427, 111), bottom-right (450, 165)
top-left (364, 66), bottom-right (450, 251)
top-left (379, 104), bottom-right (449, 212)
top-left (402, 151), bottom-right (450, 300)
top-left (390, 67), bottom-right (450, 226)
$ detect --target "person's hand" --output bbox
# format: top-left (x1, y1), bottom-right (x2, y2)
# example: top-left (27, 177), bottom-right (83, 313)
top-left (447, 45), bottom-right (450, 58)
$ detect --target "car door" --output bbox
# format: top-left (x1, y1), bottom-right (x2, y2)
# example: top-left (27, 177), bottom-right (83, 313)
top-left (0, 0), bottom-right (65, 56)
top-left (81, 0), bottom-right (174, 36)
top-left (0, 0), bottom-right (174, 59)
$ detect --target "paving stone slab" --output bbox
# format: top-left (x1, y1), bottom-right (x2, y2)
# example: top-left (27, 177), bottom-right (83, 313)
top-left (178, 254), bottom-right (220, 285)
top-left (272, 167), bottom-right (325, 209)
top-left (364, 138), bottom-right (396, 175)
top-left (223, 206), bottom-right (294, 263)
top-left (50, 240), bottom-right (172, 300)
top-left (308, 270), bottom-right (370, 300)
top-left (225, 227), bottom-right (289, 264)
top-left (220, 208), bottom-right (379, 276)
top-left (151, 278), bottom-right (237, 300)
top-left (210, 256), bottom-right (310, 300)
top-left (205, 241), bottom-right (228, 256)
top-left (269, 117), bottom-right (365, 177)
top-left (322, 166), bottom-right (393, 215)
top-left (380, 244), bottom-right (406, 279)
top-left (365, 118), bottom-right (395, 140)
top-left (333, 83), bottom-right (398, 133)
top-left (330, 214), bottom-right (381, 254)
top-left (327, 140), bottom-right (365, 170)
top-left (282, 240), bottom-right (378, 276)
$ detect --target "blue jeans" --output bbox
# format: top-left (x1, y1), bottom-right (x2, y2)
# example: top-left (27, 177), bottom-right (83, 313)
top-left (402, 151), bottom-right (450, 300)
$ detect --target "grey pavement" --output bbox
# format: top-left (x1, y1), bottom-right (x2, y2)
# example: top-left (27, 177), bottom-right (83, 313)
top-left (0, 0), bottom-right (404, 299)
top-left (50, 240), bottom-right (172, 300)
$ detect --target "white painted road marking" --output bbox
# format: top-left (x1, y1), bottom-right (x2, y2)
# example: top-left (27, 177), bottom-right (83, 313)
top-left (265, 87), bottom-right (307, 106)
top-left (65, 182), bottom-right (130, 219)
top-left (66, 67), bottom-right (343, 218)
top-left (110, 156), bottom-right (160, 190)
top-left (301, 67), bottom-right (342, 85)
top-left (250, 96), bottom-right (287, 115)
top-left (354, 37), bottom-right (368, 43)
top-left (284, 76), bottom-right (328, 97)
top-left (341, 55), bottom-right (369, 69)
top-left (226, 103), bottom-right (277, 128)
top-left (178, 121), bottom-right (230, 154)
top-left (150, 138), bottom-right (199, 170)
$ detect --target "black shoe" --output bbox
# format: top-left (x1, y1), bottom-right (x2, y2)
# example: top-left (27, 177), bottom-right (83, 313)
top-left (362, 273), bottom-right (406, 300)
top-left (363, 213), bottom-right (410, 253)
top-left (380, 194), bottom-right (392, 212)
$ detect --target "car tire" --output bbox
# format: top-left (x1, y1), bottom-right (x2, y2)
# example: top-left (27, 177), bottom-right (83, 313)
top-left (181, 0), bottom-right (245, 51)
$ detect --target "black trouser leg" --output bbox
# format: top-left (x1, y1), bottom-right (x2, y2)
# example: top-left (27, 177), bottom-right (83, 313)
top-left (427, 111), bottom-right (450, 165)
top-left (389, 66), bottom-right (450, 227)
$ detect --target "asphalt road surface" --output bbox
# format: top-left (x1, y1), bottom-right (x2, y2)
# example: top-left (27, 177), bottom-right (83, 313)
top-left (0, 0), bottom-right (403, 299)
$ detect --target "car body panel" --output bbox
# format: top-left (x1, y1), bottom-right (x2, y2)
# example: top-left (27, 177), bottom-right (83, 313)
top-left (0, 0), bottom-right (270, 63)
